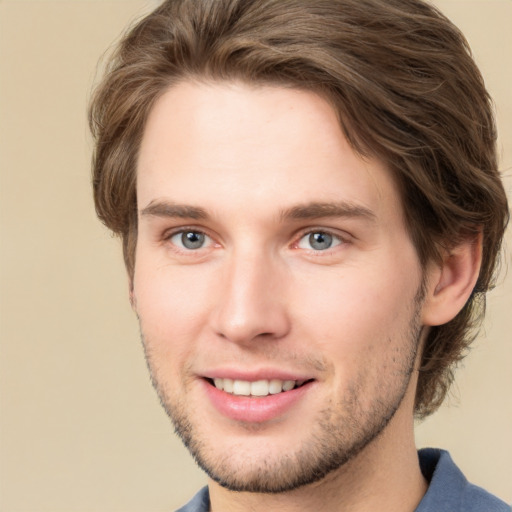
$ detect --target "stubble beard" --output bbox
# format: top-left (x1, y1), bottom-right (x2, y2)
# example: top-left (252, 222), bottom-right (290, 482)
top-left (140, 292), bottom-right (424, 494)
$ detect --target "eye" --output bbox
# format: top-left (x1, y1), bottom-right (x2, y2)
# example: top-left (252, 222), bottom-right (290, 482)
top-left (297, 231), bottom-right (343, 251)
top-left (169, 230), bottom-right (212, 250)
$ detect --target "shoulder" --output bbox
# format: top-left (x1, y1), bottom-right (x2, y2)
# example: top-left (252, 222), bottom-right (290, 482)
top-left (416, 448), bottom-right (510, 512)
top-left (175, 486), bottom-right (210, 512)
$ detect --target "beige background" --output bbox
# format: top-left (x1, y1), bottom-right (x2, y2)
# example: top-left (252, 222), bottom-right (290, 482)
top-left (0, 0), bottom-right (510, 510)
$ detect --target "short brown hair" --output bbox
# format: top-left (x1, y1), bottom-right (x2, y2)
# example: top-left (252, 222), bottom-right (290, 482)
top-left (89, 0), bottom-right (509, 417)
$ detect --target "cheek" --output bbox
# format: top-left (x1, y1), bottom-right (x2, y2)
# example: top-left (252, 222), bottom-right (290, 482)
top-left (133, 257), bottom-right (216, 360)
top-left (290, 262), bottom-right (421, 368)
top-left (295, 267), bottom-right (415, 329)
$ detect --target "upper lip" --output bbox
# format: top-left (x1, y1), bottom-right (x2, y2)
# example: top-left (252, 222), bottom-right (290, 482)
top-left (201, 368), bottom-right (315, 382)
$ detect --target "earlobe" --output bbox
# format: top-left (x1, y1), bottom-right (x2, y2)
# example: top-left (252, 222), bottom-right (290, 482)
top-left (421, 232), bottom-right (482, 326)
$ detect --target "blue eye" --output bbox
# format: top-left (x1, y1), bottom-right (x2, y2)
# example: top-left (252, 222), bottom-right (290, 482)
top-left (297, 231), bottom-right (342, 251)
top-left (170, 230), bottom-right (210, 250)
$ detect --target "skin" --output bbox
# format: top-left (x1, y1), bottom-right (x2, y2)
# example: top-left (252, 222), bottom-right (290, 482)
top-left (132, 81), bottom-right (479, 511)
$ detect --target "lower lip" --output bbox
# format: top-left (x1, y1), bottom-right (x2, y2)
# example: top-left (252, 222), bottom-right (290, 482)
top-left (202, 380), bottom-right (314, 423)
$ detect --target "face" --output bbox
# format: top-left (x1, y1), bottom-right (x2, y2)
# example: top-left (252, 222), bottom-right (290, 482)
top-left (134, 81), bottom-right (426, 493)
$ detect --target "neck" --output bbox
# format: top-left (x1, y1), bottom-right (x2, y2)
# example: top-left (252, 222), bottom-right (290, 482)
top-left (209, 388), bottom-right (427, 512)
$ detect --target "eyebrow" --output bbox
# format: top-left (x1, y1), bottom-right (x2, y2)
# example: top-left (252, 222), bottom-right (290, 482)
top-left (140, 199), bottom-right (376, 223)
top-left (280, 201), bottom-right (376, 222)
top-left (140, 200), bottom-right (208, 220)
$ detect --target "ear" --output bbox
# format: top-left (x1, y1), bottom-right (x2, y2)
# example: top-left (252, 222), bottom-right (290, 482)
top-left (421, 232), bottom-right (482, 326)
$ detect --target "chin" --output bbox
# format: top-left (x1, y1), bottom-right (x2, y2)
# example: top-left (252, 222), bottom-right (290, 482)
top-left (165, 384), bottom-right (407, 494)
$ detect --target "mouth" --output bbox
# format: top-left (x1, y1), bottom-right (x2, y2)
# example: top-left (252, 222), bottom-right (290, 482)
top-left (202, 374), bottom-right (316, 422)
top-left (205, 377), bottom-right (314, 397)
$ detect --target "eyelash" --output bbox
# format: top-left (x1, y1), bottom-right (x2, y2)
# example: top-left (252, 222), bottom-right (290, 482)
top-left (163, 227), bottom-right (216, 252)
top-left (161, 227), bottom-right (350, 255)
top-left (293, 228), bottom-right (348, 253)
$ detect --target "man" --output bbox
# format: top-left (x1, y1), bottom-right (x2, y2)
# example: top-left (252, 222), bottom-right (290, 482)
top-left (89, 0), bottom-right (510, 510)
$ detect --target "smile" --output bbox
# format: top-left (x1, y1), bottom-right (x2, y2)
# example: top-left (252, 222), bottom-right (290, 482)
top-left (211, 378), bottom-right (309, 397)
top-left (203, 375), bottom-right (316, 422)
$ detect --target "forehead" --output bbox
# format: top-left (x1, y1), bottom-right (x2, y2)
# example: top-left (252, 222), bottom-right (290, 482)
top-left (137, 80), bottom-right (404, 224)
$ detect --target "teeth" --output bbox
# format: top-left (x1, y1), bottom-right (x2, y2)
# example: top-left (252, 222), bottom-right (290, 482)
top-left (223, 378), bottom-right (234, 393)
top-left (212, 378), bottom-right (303, 396)
top-left (269, 379), bottom-right (283, 394)
top-left (233, 380), bottom-right (251, 396)
top-left (282, 380), bottom-right (295, 391)
top-left (250, 380), bottom-right (270, 396)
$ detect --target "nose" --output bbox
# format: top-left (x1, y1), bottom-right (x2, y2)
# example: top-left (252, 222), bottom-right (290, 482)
top-left (210, 250), bottom-right (291, 344)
